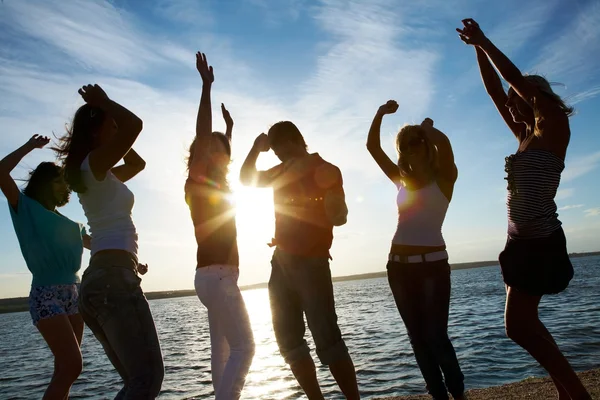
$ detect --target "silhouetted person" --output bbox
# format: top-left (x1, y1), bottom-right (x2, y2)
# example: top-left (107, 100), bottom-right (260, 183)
top-left (54, 84), bottom-right (164, 399)
top-left (458, 18), bottom-right (591, 400)
top-left (186, 52), bottom-right (254, 400)
top-left (1, 135), bottom-right (89, 399)
top-left (240, 122), bottom-right (360, 400)
top-left (367, 101), bottom-right (465, 400)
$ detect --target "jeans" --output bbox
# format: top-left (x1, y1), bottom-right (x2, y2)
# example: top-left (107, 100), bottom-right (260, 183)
top-left (269, 248), bottom-right (349, 366)
top-left (195, 265), bottom-right (255, 400)
top-left (79, 251), bottom-right (164, 399)
top-left (387, 259), bottom-right (464, 400)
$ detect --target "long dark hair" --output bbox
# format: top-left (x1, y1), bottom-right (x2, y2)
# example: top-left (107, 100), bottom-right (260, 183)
top-left (24, 162), bottom-right (70, 207)
top-left (53, 104), bottom-right (107, 193)
top-left (187, 131), bottom-right (231, 191)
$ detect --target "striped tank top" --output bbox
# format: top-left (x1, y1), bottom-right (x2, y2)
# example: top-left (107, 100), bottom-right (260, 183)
top-left (505, 149), bottom-right (564, 238)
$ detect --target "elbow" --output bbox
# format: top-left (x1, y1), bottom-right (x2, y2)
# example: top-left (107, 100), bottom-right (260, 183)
top-left (138, 160), bottom-right (147, 171)
top-left (132, 117), bottom-right (143, 135)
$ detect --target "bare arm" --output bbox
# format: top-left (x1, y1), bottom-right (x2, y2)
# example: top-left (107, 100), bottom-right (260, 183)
top-left (366, 101), bottom-right (402, 186)
top-left (0, 135), bottom-right (50, 209)
top-left (78, 85), bottom-right (143, 181)
top-left (221, 103), bottom-right (233, 141)
top-left (111, 148), bottom-right (146, 183)
top-left (189, 52), bottom-right (215, 181)
top-left (82, 234), bottom-right (91, 250)
top-left (473, 47), bottom-right (525, 139)
top-left (458, 19), bottom-right (538, 108)
top-left (239, 134), bottom-right (274, 187)
top-left (420, 119), bottom-right (458, 183)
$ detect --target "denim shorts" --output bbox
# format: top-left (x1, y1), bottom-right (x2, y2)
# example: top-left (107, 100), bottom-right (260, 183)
top-left (269, 248), bottom-right (349, 366)
top-left (29, 283), bottom-right (80, 326)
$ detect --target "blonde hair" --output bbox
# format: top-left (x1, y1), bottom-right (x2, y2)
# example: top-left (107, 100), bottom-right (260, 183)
top-left (524, 74), bottom-right (575, 117)
top-left (395, 125), bottom-right (438, 179)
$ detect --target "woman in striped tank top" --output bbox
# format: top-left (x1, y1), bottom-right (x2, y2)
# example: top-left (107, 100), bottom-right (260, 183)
top-left (458, 19), bottom-right (591, 399)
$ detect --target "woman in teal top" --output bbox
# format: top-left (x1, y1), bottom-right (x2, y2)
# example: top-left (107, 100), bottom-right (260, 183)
top-left (0, 135), bottom-right (90, 400)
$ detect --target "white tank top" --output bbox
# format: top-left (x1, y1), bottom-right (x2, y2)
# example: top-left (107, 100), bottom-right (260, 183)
top-left (78, 156), bottom-right (138, 256)
top-left (392, 181), bottom-right (449, 246)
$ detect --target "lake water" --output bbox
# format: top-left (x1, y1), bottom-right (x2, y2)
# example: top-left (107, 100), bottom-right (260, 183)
top-left (1, 256), bottom-right (600, 399)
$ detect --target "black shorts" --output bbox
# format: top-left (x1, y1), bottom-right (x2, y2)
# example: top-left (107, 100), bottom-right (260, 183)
top-left (499, 227), bottom-right (573, 296)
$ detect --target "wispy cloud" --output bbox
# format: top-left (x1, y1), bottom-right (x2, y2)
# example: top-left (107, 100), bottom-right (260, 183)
top-left (584, 208), bottom-right (600, 217)
top-left (246, 0), bottom-right (305, 24)
top-left (562, 151), bottom-right (600, 182)
top-left (153, 0), bottom-right (214, 26)
top-left (555, 188), bottom-right (574, 201)
top-left (558, 204), bottom-right (584, 211)
top-left (532, 1), bottom-right (600, 85)
top-left (569, 85), bottom-right (600, 105)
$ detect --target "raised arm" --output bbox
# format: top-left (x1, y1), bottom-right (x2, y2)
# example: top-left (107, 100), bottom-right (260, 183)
top-left (471, 47), bottom-right (525, 139)
top-left (0, 135), bottom-right (50, 209)
top-left (457, 19), bottom-right (538, 108)
top-left (420, 119), bottom-right (458, 183)
top-left (239, 133), bottom-right (274, 187)
top-left (221, 103), bottom-right (233, 141)
top-left (81, 84), bottom-right (144, 181)
top-left (111, 148), bottom-right (146, 183)
top-left (189, 52), bottom-right (215, 180)
top-left (366, 100), bottom-right (402, 185)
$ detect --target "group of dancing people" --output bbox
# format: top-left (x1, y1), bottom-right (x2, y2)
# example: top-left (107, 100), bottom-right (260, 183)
top-left (1, 19), bottom-right (592, 400)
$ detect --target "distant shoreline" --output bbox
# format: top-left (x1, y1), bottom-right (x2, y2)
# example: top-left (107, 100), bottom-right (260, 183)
top-left (1, 251), bottom-right (598, 314)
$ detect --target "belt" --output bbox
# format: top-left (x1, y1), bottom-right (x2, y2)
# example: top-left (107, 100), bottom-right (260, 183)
top-left (388, 250), bottom-right (448, 264)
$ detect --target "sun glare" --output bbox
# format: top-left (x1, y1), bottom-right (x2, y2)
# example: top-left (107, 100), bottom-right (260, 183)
top-left (230, 180), bottom-right (276, 245)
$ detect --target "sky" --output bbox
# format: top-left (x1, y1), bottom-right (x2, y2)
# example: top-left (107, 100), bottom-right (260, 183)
top-left (0, 0), bottom-right (599, 299)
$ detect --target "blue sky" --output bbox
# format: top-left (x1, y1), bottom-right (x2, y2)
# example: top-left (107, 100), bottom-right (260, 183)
top-left (1, 0), bottom-right (599, 299)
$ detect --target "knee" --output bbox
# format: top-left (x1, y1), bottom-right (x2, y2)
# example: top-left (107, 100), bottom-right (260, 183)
top-left (55, 351), bottom-right (83, 382)
top-left (505, 318), bottom-right (533, 344)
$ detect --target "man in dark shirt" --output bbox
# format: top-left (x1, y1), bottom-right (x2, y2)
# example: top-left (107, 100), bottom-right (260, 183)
top-left (240, 121), bottom-right (359, 400)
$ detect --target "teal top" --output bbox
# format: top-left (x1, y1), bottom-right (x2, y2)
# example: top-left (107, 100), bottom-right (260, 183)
top-left (9, 192), bottom-right (85, 287)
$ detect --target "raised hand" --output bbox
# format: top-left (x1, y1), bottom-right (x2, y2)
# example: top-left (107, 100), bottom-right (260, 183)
top-left (196, 52), bottom-right (214, 84)
top-left (253, 133), bottom-right (270, 152)
top-left (221, 103), bottom-right (233, 127)
top-left (26, 134), bottom-right (51, 149)
top-left (377, 100), bottom-right (399, 116)
top-left (456, 18), bottom-right (487, 46)
top-left (78, 84), bottom-right (109, 107)
top-left (421, 118), bottom-right (434, 127)
top-left (138, 262), bottom-right (148, 275)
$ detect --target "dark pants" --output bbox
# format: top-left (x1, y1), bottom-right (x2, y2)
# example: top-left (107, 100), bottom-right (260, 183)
top-left (387, 259), bottom-right (464, 400)
top-left (79, 251), bottom-right (164, 399)
top-left (269, 248), bottom-right (349, 366)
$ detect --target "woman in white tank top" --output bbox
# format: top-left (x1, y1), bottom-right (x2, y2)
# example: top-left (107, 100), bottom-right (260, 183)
top-left (366, 100), bottom-right (465, 400)
top-left (54, 84), bottom-right (164, 398)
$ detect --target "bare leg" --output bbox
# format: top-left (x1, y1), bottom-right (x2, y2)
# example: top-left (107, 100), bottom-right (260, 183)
top-left (289, 356), bottom-right (325, 400)
top-left (505, 286), bottom-right (591, 400)
top-left (328, 354), bottom-right (360, 399)
top-left (37, 314), bottom-right (83, 400)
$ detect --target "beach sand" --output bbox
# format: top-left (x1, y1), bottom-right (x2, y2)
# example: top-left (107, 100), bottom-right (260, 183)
top-left (376, 368), bottom-right (600, 399)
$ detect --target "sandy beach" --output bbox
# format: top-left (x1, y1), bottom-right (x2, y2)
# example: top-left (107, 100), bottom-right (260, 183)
top-left (376, 368), bottom-right (600, 400)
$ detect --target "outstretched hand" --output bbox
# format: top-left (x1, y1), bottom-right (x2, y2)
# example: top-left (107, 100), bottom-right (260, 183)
top-left (196, 52), bottom-right (214, 84)
top-left (377, 100), bottom-right (399, 116)
top-left (26, 134), bottom-right (51, 149)
top-left (456, 18), bottom-right (487, 46)
top-left (78, 84), bottom-right (109, 107)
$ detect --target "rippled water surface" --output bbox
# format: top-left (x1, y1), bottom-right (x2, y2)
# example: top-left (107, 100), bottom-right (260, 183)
top-left (1, 256), bottom-right (600, 399)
